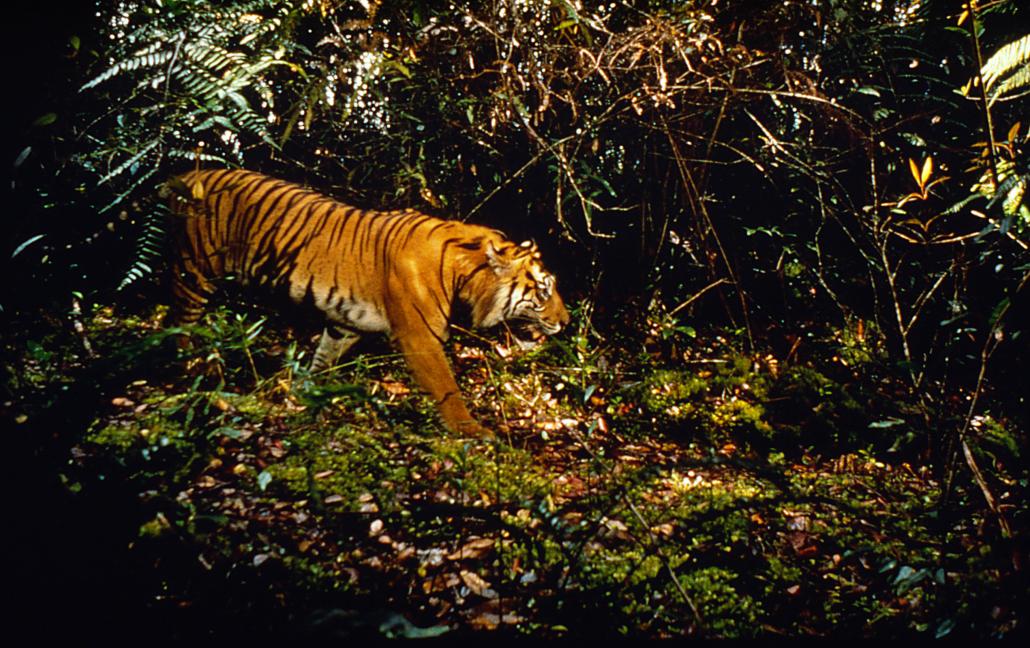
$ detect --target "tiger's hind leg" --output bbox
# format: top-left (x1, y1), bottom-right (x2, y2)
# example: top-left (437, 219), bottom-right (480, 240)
top-left (310, 325), bottom-right (361, 373)
top-left (165, 258), bottom-right (218, 346)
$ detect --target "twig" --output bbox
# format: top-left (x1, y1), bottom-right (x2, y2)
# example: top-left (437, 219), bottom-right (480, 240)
top-left (70, 296), bottom-right (96, 359)
top-left (661, 114), bottom-right (753, 349)
top-left (941, 268), bottom-right (1028, 535)
top-left (966, 0), bottom-right (999, 188)
top-left (668, 278), bottom-right (730, 318)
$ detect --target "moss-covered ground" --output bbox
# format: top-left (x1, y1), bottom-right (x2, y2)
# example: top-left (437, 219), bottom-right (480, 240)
top-left (3, 303), bottom-right (1025, 640)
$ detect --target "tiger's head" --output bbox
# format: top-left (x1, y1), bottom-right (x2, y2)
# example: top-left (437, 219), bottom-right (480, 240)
top-left (473, 239), bottom-right (570, 348)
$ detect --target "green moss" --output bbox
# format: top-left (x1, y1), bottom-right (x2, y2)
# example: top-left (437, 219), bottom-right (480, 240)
top-left (710, 398), bottom-right (774, 445)
top-left (87, 422), bottom-right (145, 451)
top-left (267, 424), bottom-right (409, 507)
top-left (681, 567), bottom-right (764, 637)
top-left (767, 365), bottom-right (865, 450)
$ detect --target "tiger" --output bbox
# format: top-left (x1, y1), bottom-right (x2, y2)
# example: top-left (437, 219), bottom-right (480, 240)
top-left (163, 168), bottom-right (570, 439)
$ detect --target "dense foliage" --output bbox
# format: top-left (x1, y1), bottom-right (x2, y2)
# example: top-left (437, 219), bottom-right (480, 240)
top-left (4, 0), bottom-right (1027, 640)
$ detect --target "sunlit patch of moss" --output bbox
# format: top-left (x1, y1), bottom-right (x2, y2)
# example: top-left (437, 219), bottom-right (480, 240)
top-left (710, 353), bottom-right (771, 400)
top-left (423, 437), bottom-right (554, 504)
top-left (640, 369), bottom-right (708, 410)
top-left (267, 424), bottom-right (411, 508)
top-left (574, 539), bottom-right (762, 637)
top-left (680, 567), bottom-right (764, 638)
top-left (86, 408), bottom-right (189, 452)
top-left (87, 421), bottom-right (145, 451)
top-left (710, 398), bottom-right (774, 445)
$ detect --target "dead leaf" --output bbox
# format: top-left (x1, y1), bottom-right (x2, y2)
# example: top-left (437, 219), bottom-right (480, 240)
top-left (651, 523), bottom-right (674, 537)
top-left (459, 570), bottom-right (496, 598)
top-left (422, 571), bottom-right (461, 594)
top-left (447, 537), bottom-right (495, 561)
top-left (466, 599), bottom-right (523, 630)
top-left (378, 379), bottom-right (410, 396)
top-left (196, 475), bottom-right (217, 489)
top-left (111, 397), bottom-right (134, 407)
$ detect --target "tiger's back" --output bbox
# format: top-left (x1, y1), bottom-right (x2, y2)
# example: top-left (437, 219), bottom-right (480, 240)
top-left (169, 168), bottom-right (475, 332)
top-left (165, 168), bottom-right (570, 438)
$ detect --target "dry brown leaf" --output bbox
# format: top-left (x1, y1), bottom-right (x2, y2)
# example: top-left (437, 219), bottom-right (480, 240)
top-left (447, 537), bottom-right (495, 561)
top-left (466, 599), bottom-right (523, 630)
top-left (422, 571), bottom-right (461, 594)
top-left (459, 570), bottom-right (495, 598)
top-left (378, 379), bottom-right (411, 396)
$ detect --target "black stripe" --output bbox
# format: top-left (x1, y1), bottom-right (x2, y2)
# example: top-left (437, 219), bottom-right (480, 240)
top-left (379, 213), bottom-right (413, 270)
top-left (412, 303), bottom-right (447, 345)
top-left (247, 187), bottom-right (310, 277)
top-left (326, 203), bottom-right (357, 249)
top-left (400, 214), bottom-right (434, 248)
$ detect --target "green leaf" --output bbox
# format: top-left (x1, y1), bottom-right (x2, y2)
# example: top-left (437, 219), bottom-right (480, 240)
top-left (583, 384), bottom-right (597, 404)
top-left (935, 619), bottom-right (956, 639)
top-left (257, 470), bottom-right (272, 492)
top-left (12, 234), bottom-right (45, 259)
top-left (893, 565), bottom-right (915, 584)
top-left (388, 59), bottom-right (412, 79)
top-left (13, 146), bottom-right (32, 168)
top-left (212, 426), bottom-right (243, 439)
top-left (32, 113), bottom-right (57, 127)
top-left (379, 613), bottom-right (449, 639)
top-left (868, 418), bottom-right (905, 429)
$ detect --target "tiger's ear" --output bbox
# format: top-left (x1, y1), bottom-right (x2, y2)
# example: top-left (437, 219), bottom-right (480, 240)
top-left (486, 241), bottom-right (513, 275)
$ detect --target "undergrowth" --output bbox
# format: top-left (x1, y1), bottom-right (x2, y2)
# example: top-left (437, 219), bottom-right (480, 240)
top-left (3, 302), bottom-right (1025, 640)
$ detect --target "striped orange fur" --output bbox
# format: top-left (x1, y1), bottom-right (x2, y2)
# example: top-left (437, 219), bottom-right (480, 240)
top-left (165, 168), bottom-right (569, 438)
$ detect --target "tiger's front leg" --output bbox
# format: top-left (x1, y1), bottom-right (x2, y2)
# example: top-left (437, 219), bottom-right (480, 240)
top-left (392, 329), bottom-right (493, 439)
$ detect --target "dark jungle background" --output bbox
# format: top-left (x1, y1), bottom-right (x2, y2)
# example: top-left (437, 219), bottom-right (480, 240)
top-left (2, 0), bottom-right (1027, 640)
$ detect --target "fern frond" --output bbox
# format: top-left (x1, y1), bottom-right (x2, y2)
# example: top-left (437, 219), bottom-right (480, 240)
top-left (99, 166), bottom-right (159, 214)
top-left (97, 140), bottom-right (160, 186)
top-left (185, 42), bottom-right (247, 74)
top-left (166, 148), bottom-right (230, 164)
top-left (119, 201), bottom-right (169, 291)
top-left (981, 33), bottom-right (1030, 93)
top-left (989, 64), bottom-right (1030, 104)
top-left (82, 49), bottom-right (175, 90)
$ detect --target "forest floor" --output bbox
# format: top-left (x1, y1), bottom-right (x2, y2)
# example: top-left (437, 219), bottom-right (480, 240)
top-left (4, 302), bottom-right (1026, 640)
